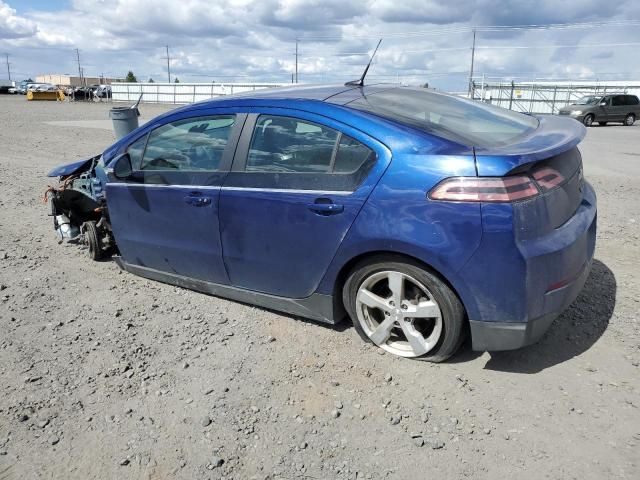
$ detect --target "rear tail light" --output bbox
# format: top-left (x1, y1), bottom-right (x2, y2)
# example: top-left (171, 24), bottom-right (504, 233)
top-left (429, 167), bottom-right (566, 203)
top-left (532, 167), bottom-right (565, 192)
top-left (429, 176), bottom-right (539, 202)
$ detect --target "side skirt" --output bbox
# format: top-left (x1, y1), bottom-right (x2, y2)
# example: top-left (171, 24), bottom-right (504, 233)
top-left (114, 256), bottom-right (342, 325)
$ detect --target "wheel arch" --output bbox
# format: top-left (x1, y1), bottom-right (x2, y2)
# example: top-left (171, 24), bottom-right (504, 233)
top-left (331, 250), bottom-right (470, 323)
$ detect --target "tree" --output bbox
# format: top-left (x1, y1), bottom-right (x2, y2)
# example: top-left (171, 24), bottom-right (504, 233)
top-left (148, 78), bottom-right (155, 83)
top-left (174, 77), bottom-right (180, 83)
top-left (125, 71), bottom-right (137, 82)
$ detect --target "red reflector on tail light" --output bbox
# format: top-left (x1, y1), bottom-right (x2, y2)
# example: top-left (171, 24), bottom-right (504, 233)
top-left (532, 167), bottom-right (565, 191)
top-left (429, 176), bottom-right (539, 203)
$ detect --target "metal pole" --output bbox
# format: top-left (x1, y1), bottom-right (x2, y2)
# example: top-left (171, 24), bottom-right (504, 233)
top-left (295, 38), bottom-right (298, 84)
top-left (468, 29), bottom-right (476, 97)
top-left (4, 53), bottom-right (10, 81)
top-left (75, 48), bottom-right (82, 85)
top-left (509, 81), bottom-right (515, 110)
top-left (166, 45), bottom-right (171, 83)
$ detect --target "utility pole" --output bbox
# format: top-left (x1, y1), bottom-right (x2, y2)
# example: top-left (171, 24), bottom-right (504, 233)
top-left (165, 45), bottom-right (171, 83)
top-left (468, 28), bottom-right (476, 98)
top-left (4, 53), bottom-right (10, 81)
top-left (294, 38), bottom-right (298, 84)
top-left (75, 48), bottom-right (82, 84)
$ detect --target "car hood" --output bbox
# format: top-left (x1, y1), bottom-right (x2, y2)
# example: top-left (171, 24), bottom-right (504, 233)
top-left (47, 158), bottom-right (93, 177)
top-left (473, 114), bottom-right (586, 176)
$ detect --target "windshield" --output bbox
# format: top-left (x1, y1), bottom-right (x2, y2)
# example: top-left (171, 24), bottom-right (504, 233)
top-left (575, 96), bottom-right (600, 105)
top-left (347, 87), bottom-right (539, 148)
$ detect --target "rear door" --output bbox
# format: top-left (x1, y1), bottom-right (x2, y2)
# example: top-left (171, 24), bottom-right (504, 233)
top-left (218, 110), bottom-right (391, 298)
top-left (106, 111), bottom-right (243, 284)
top-left (610, 95), bottom-right (627, 121)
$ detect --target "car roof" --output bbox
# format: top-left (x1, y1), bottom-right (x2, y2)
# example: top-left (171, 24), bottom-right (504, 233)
top-left (191, 83), bottom-right (397, 106)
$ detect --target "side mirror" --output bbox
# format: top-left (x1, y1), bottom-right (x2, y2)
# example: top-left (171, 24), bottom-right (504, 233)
top-left (113, 153), bottom-right (133, 179)
top-left (599, 101), bottom-right (607, 106)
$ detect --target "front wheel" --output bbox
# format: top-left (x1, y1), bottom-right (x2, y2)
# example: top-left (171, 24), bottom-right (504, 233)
top-left (343, 257), bottom-right (465, 362)
top-left (83, 221), bottom-right (103, 261)
top-left (624, 114), bottom-right (636, 126)
top-left (583, 114), bottom-right (594, 127)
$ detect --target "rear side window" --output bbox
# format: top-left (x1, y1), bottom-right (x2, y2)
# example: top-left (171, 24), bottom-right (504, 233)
top-left (334, 135), bottom-right (375, 173)
top-left (347, 87), bottom-right (539, 148)
top-left (626, 95), bottom-right (639, 105)
top-left (247, 116), bottom-right (338, 173)
top-left (141, 115), bottom-right (235, 172)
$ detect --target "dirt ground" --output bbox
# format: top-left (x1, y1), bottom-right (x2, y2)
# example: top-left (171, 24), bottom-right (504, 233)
top-left (0, 95), bottom-right (638, 480)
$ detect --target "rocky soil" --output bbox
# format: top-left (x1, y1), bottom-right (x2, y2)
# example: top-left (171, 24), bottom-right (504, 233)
top-left (0, 96), bottom-right (638, 479)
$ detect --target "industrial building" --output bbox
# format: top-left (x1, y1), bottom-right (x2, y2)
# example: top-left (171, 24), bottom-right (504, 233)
top-left (35, 74), bottom-right (120, 87)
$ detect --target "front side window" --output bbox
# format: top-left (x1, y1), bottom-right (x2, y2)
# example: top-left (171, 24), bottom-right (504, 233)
top-left (140, 115), bottom-right (235, 172)
top-left (612, 96), bottom-right (625, 107)
top-left (127, 134), bottom-right (147, 170)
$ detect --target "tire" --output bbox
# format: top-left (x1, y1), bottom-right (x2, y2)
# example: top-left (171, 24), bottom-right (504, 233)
top-left (343, 255), bottom-right (465, 362)
top-left (583, 114), bottom-right (594, 127)
top-left (598, 122), bottom-right (608, 126)
top-left (624, 114), bottom-right (635, 126)
top-left (84, 221), bottom-right (103, 261)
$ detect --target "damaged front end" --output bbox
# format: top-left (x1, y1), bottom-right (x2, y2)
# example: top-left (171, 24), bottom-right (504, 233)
top-left (45, 155), bottom-right (116, 260)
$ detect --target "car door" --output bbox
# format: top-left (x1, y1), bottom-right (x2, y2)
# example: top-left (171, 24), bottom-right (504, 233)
top-left (610, 95), bottom-right (627, 121)
top-left (218, 111), bottom-right (391, 299)
top-left (596, 95), bottom-right (613, 121)
top-left (106, 112), bottom-right (244, 284)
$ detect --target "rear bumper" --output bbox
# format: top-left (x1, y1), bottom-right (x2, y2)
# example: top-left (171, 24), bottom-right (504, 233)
top-left (462, 181), bottom-right (597, 351)
top-left (469, 256), bottom-right (592, 351)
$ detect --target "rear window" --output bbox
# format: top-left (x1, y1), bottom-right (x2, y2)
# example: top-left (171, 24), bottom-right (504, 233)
top-left (347, 87), bottom-right (539, 148)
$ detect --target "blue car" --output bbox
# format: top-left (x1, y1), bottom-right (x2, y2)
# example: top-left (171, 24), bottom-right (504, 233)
top-left (46, 84), bottom-right (597, 361)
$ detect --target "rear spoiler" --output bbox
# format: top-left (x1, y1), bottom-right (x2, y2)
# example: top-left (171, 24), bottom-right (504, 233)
top-left (473, 115), bottom-right (586, 176)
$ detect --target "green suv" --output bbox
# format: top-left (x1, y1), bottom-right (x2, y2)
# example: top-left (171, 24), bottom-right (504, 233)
top-left (558, 94), bottom-right (639, 126)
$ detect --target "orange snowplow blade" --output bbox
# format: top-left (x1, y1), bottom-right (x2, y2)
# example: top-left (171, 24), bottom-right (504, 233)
top-left (27, 90), bottom-right (65, 101)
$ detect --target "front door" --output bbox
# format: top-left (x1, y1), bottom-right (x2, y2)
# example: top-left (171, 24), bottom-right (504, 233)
top-left (106, 113), bottom-right (242, 284)
top-left (219, 111), bottom-right (390, 298)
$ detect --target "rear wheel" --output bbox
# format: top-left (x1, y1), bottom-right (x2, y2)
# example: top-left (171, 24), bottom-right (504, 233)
top-left (598, 121), bottom-right (608, 126)
top-left (343, 257), bottom-right (465, 362)
top-left (624, 114), bottom-right (636, 126)
top-left (583, 114), bottom-right (594, 127)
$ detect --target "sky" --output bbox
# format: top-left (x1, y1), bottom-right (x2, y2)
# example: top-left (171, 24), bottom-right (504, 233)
top-left (1, 0), bottom-right (640, 91)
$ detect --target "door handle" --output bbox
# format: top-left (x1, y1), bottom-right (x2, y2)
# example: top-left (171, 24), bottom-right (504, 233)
top-left (184, 195), bottom-right (212, 207)
top-left (307, 201), bottom-right (344, 215)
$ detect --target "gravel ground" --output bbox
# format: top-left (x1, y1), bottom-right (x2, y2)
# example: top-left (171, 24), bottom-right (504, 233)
top-left (0, 95), bottom-right (638, 480)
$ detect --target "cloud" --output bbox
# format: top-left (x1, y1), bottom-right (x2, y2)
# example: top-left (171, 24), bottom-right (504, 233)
top-left (0, 0), bottom-right (637, 89)
top-left (0, 1), bottom-right (37, 39)
top-left (371, 1), bottom-right (471, 25)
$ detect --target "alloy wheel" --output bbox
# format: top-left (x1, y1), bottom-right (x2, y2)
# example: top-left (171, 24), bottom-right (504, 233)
top-left (355, 270), bottom-right (443, 357)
